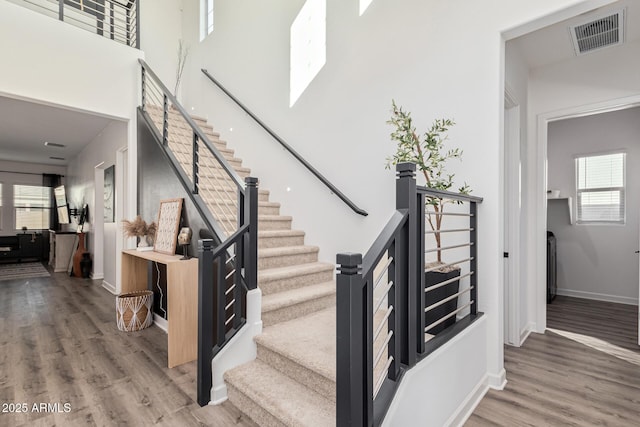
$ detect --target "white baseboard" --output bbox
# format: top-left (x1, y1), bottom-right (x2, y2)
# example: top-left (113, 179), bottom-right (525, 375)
top-left (448, 368), bottom-right (506, 427)
top-left (487, 369), bottom-right (507, 390)
top-left (102, 280), bottom-right (116, 295)
top-left (556, 288), bottom-right (638, 305)
top-left (154, 314), bottom-right (168, 333)
top-left (519, 322), bottom-right (535, 346)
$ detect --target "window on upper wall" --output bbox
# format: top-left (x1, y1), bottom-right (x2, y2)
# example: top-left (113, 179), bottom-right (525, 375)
top-left (290, 0), bottom-right (326, 107)
top-left (203, 0), bottom-right (214, 38)
top-left (359, 0), bottom-right (374, 15)
top-left (575, 152), bottom-right (625, 224)
top-left (14, 184), bottom-right (51, 230)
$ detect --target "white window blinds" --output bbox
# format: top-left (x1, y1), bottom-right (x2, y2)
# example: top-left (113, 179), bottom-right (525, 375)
top-left (575, 152), bottom-right (625, 224)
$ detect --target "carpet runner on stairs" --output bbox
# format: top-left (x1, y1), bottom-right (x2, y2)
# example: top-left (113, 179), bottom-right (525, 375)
top-left (146, 108), bottom-right (338, 425)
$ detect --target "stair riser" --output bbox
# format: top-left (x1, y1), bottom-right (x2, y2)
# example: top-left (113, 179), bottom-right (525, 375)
top-left (259, 269), bottom-right (334, 295)
top-left (259, 219), bottom-right (292, 231)
top-left (257, 345), bottom-right (336, 404)
top-left (258, 251), bottom-right (318, 270)
top-left (226, 383), bottom-right (285, 427)
top-left (262, 292), bottom-right (335, 328)
top-left (258, 234), bottom-right (304, 249)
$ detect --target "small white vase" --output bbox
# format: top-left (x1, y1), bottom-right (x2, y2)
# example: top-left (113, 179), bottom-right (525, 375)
top-left (136, 235), bottom-right (154, 251)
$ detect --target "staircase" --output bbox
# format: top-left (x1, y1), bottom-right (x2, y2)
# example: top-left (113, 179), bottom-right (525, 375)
top-left (146, 108), bottom-right (338, 426)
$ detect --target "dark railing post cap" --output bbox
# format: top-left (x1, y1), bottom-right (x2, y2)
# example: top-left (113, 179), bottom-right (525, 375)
top-left (396, 162), bottom-right (416, 172)
top-left (198, 239), bottom-right (215, 252)
top-left (336, 253), bottom-right (363, 273)
top-left (245, 177), bottom-right (258, 186)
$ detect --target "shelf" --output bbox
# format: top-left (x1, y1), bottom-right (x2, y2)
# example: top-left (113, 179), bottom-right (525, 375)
top-left (547, 196), bottom-right (573, 225)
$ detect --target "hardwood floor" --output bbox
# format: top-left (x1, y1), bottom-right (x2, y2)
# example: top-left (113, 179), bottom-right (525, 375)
top-left (0, 268), bottom-right (257, 427)
top-left (467, 296), bottom-right (640, 426)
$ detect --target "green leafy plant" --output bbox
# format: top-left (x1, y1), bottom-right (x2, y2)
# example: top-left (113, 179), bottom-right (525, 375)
top-left (385, 100), bottom-right (470, 262)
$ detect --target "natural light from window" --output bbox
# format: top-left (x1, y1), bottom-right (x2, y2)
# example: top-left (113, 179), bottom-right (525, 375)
top-left (290, 0), bottom-right (326, 107)
top-left (575, 152), bottom-right (625, 224)
top-left (14, 185), bottom-right (51, 230)
top-left (359, 0), bottom-right (374, 16)
top-left (206, 0), bottom-right (214, 35)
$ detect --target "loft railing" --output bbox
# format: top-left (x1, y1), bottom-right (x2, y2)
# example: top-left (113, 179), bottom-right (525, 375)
top-left (336, 163), bottom-right (483, 426)
top-left (15, 0), bottom-right (139, 47)
top-left (201, 68), bottom-right (368, 217)
top-left (138, 59), bottom-right (258, 407)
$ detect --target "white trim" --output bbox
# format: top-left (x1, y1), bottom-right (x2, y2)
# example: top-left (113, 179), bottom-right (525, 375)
top-left (210, 289), bottom-right (263, 405)
top-left (534, 94), bottom-right (640, 334)
top-left (487, 368), bottom-right (507, 390)
top-left (101, 280), bottom-right (116, 294)
top-left (91, 273), bottom-right (104, 280)
top-left (503, 91), bottom-right (521, 347)
top-left (519, 322), bottom-right (535, 346)
top-left (153, 314), bottom-right (168, 333)
top-left (556, 288), bottom-right (638, 306)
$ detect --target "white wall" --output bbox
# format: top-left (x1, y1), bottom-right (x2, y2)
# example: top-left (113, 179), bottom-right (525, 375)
top-left (139, 0), bottom-right (184, 97)
top-left (547, 107), bottom-right (640, 305)
top-left (528, 36), bottom-right (640, 329)
top-left (66, 121), bottom-right (128, 289)
top-left (177, 0), bottom-right (602, 417)
top-left (0, 1), bottom-right (141, 121)
top-left (0, 161), bottom-right (66, 236)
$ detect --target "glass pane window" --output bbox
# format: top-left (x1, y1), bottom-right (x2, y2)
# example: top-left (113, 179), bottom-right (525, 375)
top-left (575, 152), bottom-right (625, 224)
top-left (14, 184), bottom-right (51, 230)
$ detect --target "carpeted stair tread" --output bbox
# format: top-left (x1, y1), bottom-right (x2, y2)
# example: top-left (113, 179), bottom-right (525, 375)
top-left (257, 307), bottom-right (336, 383)
top-left (261, 280), bottom-right (335, 328)
top-left (257, 262), bottom-right (334, 295)
top-left (258, 246), bottom-right (319, 269)
top-left (225, 359), bottom-right (335, 427)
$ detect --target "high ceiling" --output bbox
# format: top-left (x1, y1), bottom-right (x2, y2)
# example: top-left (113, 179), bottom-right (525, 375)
top-left (0, 96), bottom-right (114, 166)
top-left (510, 0), bottom-right (640, 69)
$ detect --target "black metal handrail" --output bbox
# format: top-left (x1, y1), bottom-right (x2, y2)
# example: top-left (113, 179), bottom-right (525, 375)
top-left (336, 163), bottom-right (483, 426)
top-left (137, 60), bottom-right (259, 407)
top-left (201, 68), bottom-right (368, 217)
top-left (140, 58), bottom-right (247, 240)
top-left (197, 178), bottom-right (258, 406)
top-left (17, 0), bottom-right (139, 47)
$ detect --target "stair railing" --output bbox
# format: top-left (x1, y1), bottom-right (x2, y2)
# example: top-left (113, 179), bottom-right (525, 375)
top-left (16, 0), bottom-right (139, 47)
top-left (336, 163), bottom-right (483, 426)
top-left (138, 59), bottom-right (258, 407)
top-left (201, 68), bottom-right (368, 217)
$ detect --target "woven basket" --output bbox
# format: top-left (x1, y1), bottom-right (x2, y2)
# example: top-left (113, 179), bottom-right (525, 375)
top-left (116, 290), bottom-right (154, 332)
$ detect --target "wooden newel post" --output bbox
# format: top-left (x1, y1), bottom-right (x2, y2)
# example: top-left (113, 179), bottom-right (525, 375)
top-left (336, 252), bottom-right (369, 427)
top-left (395, 162), bottom-right (419, 365)
top-left (197, 238), bottom-right (214, 406)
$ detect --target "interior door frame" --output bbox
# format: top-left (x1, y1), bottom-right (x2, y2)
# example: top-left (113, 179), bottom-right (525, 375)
top-left (504, 86), bottom-right (521, 346)
top-left (534, 95), bottom-right (640, 337)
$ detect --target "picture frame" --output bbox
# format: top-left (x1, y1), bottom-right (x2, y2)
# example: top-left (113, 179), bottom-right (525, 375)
top-left (103, 165), bottom-right (115, 223)
top-left (154, 198), bottom-right (183, 255)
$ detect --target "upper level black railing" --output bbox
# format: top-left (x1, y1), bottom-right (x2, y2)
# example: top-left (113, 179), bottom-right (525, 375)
top-left (138, 59), bottom-right (258, 407)
top-left (201, 68), bottom-right (368, 217)
top-left (16, 0), bottom-right (139, 47)
top-left (336, 163), bottom-right (483, 426)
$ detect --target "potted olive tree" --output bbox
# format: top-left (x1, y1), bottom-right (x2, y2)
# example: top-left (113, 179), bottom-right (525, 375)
top-left (386, 100), bottom-right (470, 334)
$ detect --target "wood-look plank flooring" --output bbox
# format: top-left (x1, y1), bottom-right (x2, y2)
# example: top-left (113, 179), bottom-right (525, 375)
top-left (467, 296), bottom-right (640, 426)
top-left (0, 267), bottom-right (257, 427)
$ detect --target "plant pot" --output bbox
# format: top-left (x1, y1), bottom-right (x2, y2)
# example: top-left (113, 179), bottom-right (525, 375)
top-left (424, 266), bottom-right (461, 335)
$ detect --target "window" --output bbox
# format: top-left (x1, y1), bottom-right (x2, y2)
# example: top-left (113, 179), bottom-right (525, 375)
top-left (290, 0), bottom-right (326, 107)
top-left (14, 185), bottom-right (51, 230)
top-left (575, 152), bottom-right (625, 224)
top-left (204, 0), bottom-right (214, 37)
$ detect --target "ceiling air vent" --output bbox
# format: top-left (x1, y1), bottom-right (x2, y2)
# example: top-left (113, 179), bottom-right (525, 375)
top-left (570, 9), bottom-right (624, 55)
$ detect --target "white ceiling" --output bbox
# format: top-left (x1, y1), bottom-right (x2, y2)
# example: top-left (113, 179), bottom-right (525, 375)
top-left (510, 0), bottom-right (640, 69)
top-left (0, 96), bottom-right (114, 166)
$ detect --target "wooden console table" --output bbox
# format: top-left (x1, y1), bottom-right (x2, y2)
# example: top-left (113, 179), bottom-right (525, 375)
top-left (121, 249), bottom-right (198, 368)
